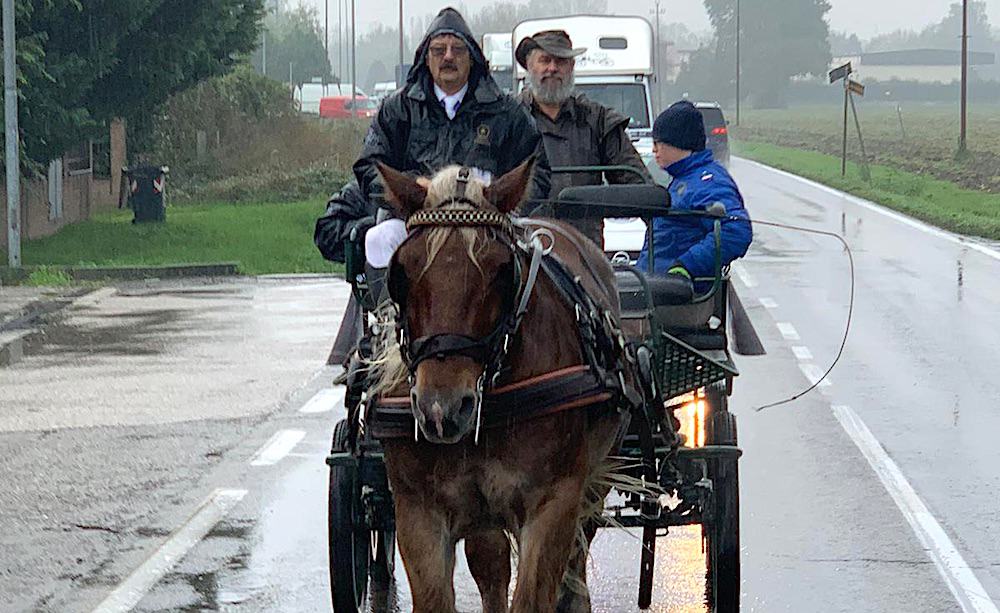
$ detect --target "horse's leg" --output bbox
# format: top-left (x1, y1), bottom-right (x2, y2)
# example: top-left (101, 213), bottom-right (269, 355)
top-left (464, 529), bottom-right (511, 613)
top-left (557, 413), bottom-right (623, 613)
top-left (555, 518), bottom-right (597, 613)
top-left (510, 475), bottom-right (586, 613)
top-left (394, 495), bottom-right (458, 613)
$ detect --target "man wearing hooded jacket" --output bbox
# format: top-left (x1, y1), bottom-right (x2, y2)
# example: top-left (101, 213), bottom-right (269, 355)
top-left (354, 7), bottom-right (551, 269)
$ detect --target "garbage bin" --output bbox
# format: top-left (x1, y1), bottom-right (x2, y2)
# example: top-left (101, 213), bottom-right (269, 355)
top-left (122, 165), bottom-right (169, 223)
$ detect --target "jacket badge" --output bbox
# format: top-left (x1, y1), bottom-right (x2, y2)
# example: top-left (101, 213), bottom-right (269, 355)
top-left (475, 124), bottom-right (491, 145)
top-left (676, 182), bottom-right (688, 197)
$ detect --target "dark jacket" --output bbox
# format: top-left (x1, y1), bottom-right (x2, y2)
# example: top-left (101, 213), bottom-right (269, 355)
top-left (521, 91), bottom-right (650, 244)
top-left (636, 149), bottom-right (752, 279)
top-left (353, 8), bottom-right (550, 209)
top-left (314, 180), bottom-right (376, 263)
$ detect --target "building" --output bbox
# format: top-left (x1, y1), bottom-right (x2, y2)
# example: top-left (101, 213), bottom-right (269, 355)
top-left (833, 49), bottom-right (997, 84)
top-left (1, 120), bottom-right (126, 251)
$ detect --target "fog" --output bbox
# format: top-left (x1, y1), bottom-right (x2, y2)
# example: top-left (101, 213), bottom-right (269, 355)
top-left (299, 0), bottom-right (1000, 40)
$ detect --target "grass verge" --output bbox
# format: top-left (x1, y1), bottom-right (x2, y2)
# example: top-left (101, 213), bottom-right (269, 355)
top-left (733, 140), bottom-right (1000, 241)
top-left (23, 200), bottom-right (342, 276)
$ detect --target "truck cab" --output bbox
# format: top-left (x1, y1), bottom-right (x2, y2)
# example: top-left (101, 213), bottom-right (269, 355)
top-left (482, 33), bottom-right (515, 93)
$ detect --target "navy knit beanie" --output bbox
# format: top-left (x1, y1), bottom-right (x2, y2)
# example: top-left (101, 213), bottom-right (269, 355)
top-left (652, 101), bottom-right (706, 152)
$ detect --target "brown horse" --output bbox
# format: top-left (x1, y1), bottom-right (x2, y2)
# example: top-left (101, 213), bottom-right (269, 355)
top-left (374, 159), bottom-right (629, 613)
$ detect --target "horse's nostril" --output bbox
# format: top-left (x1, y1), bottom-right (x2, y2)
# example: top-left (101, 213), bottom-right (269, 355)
top-left (460, 394), bottom-right (477, 419)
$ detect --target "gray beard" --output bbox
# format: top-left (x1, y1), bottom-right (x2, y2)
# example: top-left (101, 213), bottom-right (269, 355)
top-left (527, 72), bottom-right (575, 105)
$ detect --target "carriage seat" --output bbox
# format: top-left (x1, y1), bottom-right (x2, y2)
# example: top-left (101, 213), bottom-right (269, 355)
top-left (615, 269), bottom-right (693, 311)
top-left (615, 268), bottom-right (729, 352)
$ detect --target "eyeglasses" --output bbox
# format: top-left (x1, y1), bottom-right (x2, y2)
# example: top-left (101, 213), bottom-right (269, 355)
top-left (428, 44), bottom-right (469, 58)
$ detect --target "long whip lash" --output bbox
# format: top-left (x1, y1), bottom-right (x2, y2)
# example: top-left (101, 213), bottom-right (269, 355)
top-left (742, 218), bottom-right (856, 412)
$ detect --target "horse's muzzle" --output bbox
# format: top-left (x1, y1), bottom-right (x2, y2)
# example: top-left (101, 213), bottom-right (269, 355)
top-left (411, 389), bottom-right (478, 444)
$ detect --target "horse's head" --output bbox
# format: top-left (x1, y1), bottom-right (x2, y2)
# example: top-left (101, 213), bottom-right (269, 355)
top-left (377, 159), bottom-right (535, 444)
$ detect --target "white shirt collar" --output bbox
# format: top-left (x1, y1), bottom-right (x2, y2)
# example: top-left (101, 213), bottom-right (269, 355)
top-left (433, 82), bottom-right (468, 120)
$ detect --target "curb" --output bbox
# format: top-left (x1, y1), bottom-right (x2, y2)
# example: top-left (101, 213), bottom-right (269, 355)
top-left (0, 262), bottom-right (240, 284)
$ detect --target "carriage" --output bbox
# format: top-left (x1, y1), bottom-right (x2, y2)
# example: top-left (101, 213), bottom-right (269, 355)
top-left (326, 168), bottom-right (743, 612)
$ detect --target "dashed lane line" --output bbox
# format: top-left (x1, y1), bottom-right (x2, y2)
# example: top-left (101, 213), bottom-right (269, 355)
top-left (299, 387), bottom-right (345, 414)
top-left (832, 405), bottom-right (1000, 613)
top-left (249, 430), bottom-right (306, 466)
top-left (90, 488), bottom-right (247, 613)
top-left (731, 262), bottom-right (757, 288)
top-left (791, 346), bottom-right (814, 361)
top-left (758, 297), bottom-right (778, 309)
top-left (798, 363), bottom-right (832, 388)
top-left (776, 322), bottom-right (800, 341)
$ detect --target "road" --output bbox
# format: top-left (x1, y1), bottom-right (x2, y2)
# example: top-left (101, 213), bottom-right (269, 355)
top-left (1, 159), bottom-right (999, 612)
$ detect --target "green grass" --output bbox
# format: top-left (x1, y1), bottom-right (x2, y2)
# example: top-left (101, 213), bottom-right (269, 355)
top-left (25, 266), bottom-right (74, 287)
top-left (734, 140), bottom-right (1000, 240)
top-left (734, 104), bottom-right (1000, 194)
top-left (23, 200), bottom-right (342, 276)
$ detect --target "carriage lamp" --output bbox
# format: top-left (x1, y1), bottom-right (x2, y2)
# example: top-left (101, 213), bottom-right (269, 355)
top-left (678, 399), bottom-right (706, 448)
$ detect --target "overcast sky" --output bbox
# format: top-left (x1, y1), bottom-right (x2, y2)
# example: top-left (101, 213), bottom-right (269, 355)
top-left (304, 0), bottom-right (1000, 40)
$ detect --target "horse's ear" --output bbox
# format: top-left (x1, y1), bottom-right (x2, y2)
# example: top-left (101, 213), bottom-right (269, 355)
top-left (377, 162), bottom-right (427, 218)
top-left (485, 156), bottom-right (535, 214)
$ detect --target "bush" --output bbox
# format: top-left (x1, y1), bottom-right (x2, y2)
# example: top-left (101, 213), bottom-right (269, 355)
top-left (136, 63), bottom-right (369, 203)
top-left (171, 165), bottom-right (352, 205)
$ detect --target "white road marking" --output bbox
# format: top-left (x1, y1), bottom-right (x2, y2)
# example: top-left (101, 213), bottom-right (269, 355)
top-left (758, 297), bottom-right (778, 309)
top-left (250, 430), bottom-right (306, 466)
top-left (776, 322), bottom-right (800, 341)
top-left (299, 387), bottom-right (345, 414)
top-left (831, 405), bottom-right (1000, 613)
top-left (90, 488), bottom-right (247, 613)
top-left (738, 158), bottom-right (1000, 263)
top-left (791, 346), bottom-right (814, 361)
top-left (731, 262), bottom-right (757, 287)
top-left (798, 363), bottom-right (831, 388)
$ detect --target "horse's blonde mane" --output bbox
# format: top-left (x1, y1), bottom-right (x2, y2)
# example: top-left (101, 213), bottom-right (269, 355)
top-left (370, 166), bottom-right (500, 395)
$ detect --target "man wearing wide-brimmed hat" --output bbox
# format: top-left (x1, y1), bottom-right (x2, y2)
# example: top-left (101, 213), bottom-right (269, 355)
top-left (516, 30), bottom-right (650, 247)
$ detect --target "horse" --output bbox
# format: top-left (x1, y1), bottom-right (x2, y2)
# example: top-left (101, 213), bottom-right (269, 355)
top-left (372, 159), bottom-right (634, 613)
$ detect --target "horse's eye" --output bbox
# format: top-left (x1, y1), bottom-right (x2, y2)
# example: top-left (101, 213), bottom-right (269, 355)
top-left (388, 260), bottom-right (408, 305)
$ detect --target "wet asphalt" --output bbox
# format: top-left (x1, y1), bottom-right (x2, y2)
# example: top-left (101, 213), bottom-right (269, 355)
top-left (2, 160), bottom-right (999, 612)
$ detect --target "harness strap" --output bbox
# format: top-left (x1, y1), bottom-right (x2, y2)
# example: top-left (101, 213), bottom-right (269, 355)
top-left (367, 365), bottom-right (613, 439)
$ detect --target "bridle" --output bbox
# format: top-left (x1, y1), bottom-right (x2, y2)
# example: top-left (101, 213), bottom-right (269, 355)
top-left (387, 167), bottom-right (550, 442)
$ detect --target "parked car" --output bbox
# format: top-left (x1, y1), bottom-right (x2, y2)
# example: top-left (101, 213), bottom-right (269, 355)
top-left (319, 96), bottom-right (378, 120)
top-left (695, 102), bottom-right (730, 167)
top-left (295, 82), bottom-right (366, 114)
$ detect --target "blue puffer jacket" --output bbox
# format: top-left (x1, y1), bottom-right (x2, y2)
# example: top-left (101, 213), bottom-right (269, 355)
top-left (636, 149), bottom-right (752, 279)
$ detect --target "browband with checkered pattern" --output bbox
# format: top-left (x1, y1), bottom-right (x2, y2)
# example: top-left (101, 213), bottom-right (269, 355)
top-left (406, 207), bottom-right (515, 238)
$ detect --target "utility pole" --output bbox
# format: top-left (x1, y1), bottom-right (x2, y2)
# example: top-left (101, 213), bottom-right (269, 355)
top-left (3, 0), bottom-right (21, 267)
top-left (262, 29), bottom-right (267, 77)
top-left (398, 0), bottom-right (404, 85)
top-left (735, 0), bottom-right (741, 126)
top-left (350, 0), bottom-right (356, 110)
top-left (324, 0), bottom-right (329, 80)
top-left (653, 0), bottom-right (662, 111)
top-left (338, 0), bottom-right (343, 82)
top-left (959, 0), bottom-right (969, 155)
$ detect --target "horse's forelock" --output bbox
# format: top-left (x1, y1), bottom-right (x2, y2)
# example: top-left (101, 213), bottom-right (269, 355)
top-left (424, 166), bottom-right (490, 210)
top-left (417, 166), bottom-right (499, 281)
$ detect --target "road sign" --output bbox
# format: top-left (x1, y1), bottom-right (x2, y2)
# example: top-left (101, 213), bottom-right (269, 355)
top-left (829, 62), bottom-right (852, 84)
top-left (847, 79), bottom-right (865, 96)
